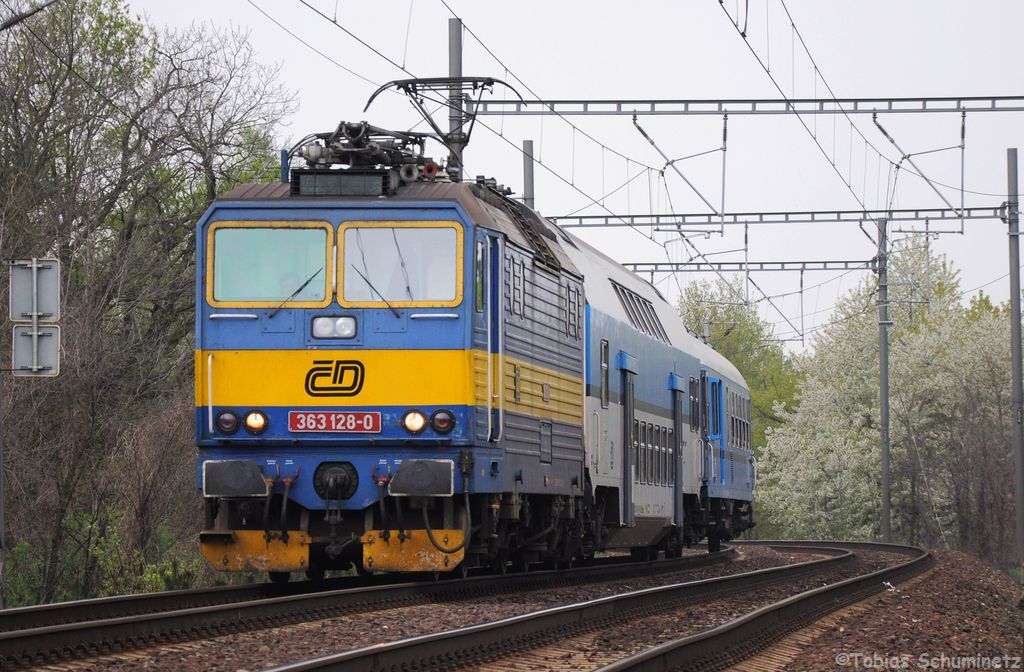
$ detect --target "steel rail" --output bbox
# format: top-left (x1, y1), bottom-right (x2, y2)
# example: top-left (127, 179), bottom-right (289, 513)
top-left (264, 544), bottom-right (854, 672)
top-left (0, 575), bottom-right (385, 633)
top-left (1, 551), bottom-right (721, 632)
top-left (595, 540), bottom-right (933, 672)
top-left (0, 548), bottom-right (736, 667)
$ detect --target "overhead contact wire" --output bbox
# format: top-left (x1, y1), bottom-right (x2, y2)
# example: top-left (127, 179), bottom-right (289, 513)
top-left (436, 0), bottom-right (657, 172)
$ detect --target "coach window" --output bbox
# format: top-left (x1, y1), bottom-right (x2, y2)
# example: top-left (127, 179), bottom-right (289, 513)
top-left (731, 392), bottom-right (737, 449)
top-left (637, 421), bottom-right (645, 483)
top-left (640, 422), bottom-right (648, 484)
top-left (689, 378), bottom-right (699, 431)
top-left (656, 427), bottom-right (662, 486)
top-left (711, 382), bottom-right (721, 436)
top-left (663, 428), bottom-right (671, 485)
top-left (208, 221), bottom-right (332, 308)
top-left (743, 398), bottom-right (749, 450)
top-left (652, 425), bottom-right (660, 485)
top-left (659, 426), bottom-right (666, 485)
top-left (747, 398), bottom-right (752, 448)
top-left (649, 426), bottom-right (655, 485)
top-left (632, 419), bottom-right (639, 481)
top-left (600, 340), bottom-right (610, 408)
top-left (652, 425), bottom-right (659, 485)
top-left (649, 423), bottom-right (656, 484)
top-left (662, 426), bottom-right (669, 486)
top-left (647, 424), bottom-right (655, 484)
top-left (663, 430), bottom-right (671, 483)
top-left (739, 398), bottom-right (745, 451)
top-left (738, 397), bottom-right (743, 450)
top-left (726, 392), bottom-right (732, 448)
top-left (339, 221), bottom-right (464, 308)
top-left (645, 422), bottom-right (653, 484)
top-left (732, 392), bottom-right (738, 448)
top-left (746, 398), bottom-right (751, 451)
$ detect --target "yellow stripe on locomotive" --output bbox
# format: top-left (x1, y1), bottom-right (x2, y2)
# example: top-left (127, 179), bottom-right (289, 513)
top-left (195, 349), bottom-right (583, 425)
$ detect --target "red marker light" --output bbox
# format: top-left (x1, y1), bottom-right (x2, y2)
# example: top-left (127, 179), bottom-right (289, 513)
top-left (430, 409), bottom-right (455, 434)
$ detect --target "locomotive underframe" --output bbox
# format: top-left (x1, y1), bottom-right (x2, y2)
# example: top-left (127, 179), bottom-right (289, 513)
top-left (198, 468), bottom-right (754, 577)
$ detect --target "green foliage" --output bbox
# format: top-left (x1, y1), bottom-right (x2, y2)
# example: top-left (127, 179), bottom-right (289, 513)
top-left (965, 291), bottom-right (1005, 322)
top-left (218, 127), bottom-right (282, 195)
top-left (755, 241), bottom-right (1018, 567)
top-left (677, 277), bottom-right (800, 450)
top-left (90, 512), bottom-right (204, 596)
top-left (5, 542), bottom-right (44, 608)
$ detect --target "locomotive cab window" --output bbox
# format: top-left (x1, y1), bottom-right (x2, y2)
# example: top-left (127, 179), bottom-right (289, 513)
top-left (339, 221), bottom-right (464, 308)
top-left (207, 221), bottom-right (332, 308)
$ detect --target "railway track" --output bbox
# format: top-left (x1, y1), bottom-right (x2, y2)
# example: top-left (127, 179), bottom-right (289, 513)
top-left (595, 541), bottom-right (933, 672)
top-left (0, 574), bottom-right (394, 633)
top-left (0, 548), bottom-right (735, 668)
top-left (262, 541), bottom-right (930, 672)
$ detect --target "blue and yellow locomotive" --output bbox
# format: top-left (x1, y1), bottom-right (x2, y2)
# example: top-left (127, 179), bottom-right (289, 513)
top-left (195, 122), bottom-right (754, 580)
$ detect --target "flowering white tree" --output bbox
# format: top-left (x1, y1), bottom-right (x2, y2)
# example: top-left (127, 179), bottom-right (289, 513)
top-left (757, 242), bottom-right (1017, 567)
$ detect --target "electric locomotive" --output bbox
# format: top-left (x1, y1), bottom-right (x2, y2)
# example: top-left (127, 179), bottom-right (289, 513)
top-left (195, 121), bottom-right (754, 580)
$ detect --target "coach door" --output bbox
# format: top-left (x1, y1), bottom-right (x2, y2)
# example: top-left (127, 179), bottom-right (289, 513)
top-left (705, 374), bottom-right (725, 485)
top-left (619, 352), bottom-right (637, 527)
top-left (670, 374), bottom-right (685, 526)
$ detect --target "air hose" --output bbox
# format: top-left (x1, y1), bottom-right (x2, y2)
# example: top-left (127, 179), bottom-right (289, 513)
top-left (422, 490), bottom-right (472, 554)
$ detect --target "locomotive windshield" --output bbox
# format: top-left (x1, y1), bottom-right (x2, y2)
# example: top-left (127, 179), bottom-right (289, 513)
top-left (210, 224), bottom-right (330, 303)
top-left (340, 222), bottom-right (462, 306)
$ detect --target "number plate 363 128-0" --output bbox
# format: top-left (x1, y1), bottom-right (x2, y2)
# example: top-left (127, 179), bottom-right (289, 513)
top-left (288, 411), bottom-right (382, 433)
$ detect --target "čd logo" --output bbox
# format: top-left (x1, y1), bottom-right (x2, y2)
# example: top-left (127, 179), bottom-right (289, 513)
top-left (305, 360), bottom-right (365, 397)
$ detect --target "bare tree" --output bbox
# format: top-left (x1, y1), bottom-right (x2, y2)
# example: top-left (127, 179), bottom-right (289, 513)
top-left (0, 0), bottom-right (295, 604)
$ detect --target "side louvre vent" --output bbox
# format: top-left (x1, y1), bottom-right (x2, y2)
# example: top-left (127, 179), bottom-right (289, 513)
top-left (611, 281), bottom-right (670, 343)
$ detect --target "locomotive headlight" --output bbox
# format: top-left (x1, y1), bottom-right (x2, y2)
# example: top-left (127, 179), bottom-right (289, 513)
top-left (402, 410), bottom-right (427, 434)
top-left (334, 317), bottom-right (356, 338)
top-left (312, 317), bottom-right (335, 338)
top-left (312, 316), bottom-right (357, 338)
top-left (244, 410), bottom-right (268, 434)
top-left (430, 409), bottom-right (455, 434)
top-left (216, 410), bottom-right (240, 435)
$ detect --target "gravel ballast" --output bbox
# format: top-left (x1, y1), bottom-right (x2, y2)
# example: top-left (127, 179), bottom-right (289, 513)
top-left (44, 546), bottom-right (805, 672)
top-left (784, 550), bottom-right (1023, 672)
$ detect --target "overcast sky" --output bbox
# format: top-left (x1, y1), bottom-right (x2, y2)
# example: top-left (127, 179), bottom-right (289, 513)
top-left (127, 0), bottom-right (1024, 350)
